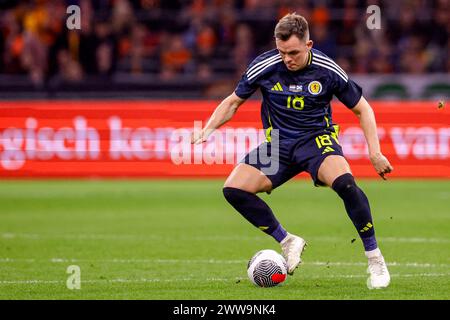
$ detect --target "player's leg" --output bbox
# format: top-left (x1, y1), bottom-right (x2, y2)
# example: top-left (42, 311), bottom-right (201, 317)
top-left (223, 163), bottom-right (288, 242)
top-left (317, 155), bottom-right (377, 252)
top-left (317, 155), bottom-right (390, 289)
top-left (223, 155), bottom-right (306, 274)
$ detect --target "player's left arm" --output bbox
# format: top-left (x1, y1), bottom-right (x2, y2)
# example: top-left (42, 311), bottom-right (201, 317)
top-left (351, 96), bottom-right (394, 179)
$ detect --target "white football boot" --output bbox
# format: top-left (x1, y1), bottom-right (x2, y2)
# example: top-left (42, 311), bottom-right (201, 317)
top-left (280, 233), bottom-right (307, 275)
top-left (366, 248), bottom-right (390, 289)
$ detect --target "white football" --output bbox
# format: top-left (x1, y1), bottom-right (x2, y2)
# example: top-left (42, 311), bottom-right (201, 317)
top-left (247, 249), bottom-right (288, 287)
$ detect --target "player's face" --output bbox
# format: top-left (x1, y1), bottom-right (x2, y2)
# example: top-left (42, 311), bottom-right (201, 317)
top-left (276, 35), bottom-right (313, 71)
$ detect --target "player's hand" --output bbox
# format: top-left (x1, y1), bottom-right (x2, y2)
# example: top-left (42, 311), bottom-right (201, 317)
top-left (190, 128), bottom-right (209, 144)
top-left (370, 153), bottom-right (393, 180)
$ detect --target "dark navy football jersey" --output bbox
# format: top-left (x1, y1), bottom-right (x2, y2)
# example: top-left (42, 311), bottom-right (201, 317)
top-left (235, 48), bottom-right (362, 140)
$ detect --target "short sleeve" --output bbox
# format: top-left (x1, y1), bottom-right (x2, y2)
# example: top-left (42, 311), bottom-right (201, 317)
top-left (234, 72), bottom-right (259, 99)
top-left (334, 77), bottom-right (363, 109)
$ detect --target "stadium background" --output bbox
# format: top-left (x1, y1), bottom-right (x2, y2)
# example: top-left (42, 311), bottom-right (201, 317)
top-left (0, 0), bottom-right (449, 300)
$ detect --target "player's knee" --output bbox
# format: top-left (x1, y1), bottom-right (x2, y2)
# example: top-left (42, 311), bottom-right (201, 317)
top-left (223, 179), bottom-right (270, 194)
top-left (331, 173), bottom-right (357, 197)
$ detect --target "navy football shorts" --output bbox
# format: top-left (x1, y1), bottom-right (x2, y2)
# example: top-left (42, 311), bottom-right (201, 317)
top-left (241, 126), bottom-right (344, 188)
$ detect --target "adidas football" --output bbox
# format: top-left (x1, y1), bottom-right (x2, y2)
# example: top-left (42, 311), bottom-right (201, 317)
top-left (247, 249), bottom-right (288, 287)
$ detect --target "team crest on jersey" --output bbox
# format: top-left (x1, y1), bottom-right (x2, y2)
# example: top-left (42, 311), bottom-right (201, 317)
top-left (308, 81), bottom-right (322, 95)
top-left (289, 84), bottom-right (303, 92)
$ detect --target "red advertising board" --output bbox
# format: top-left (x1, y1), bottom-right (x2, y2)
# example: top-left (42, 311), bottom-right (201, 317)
top-left (0, 100), bottom-right (448, 178)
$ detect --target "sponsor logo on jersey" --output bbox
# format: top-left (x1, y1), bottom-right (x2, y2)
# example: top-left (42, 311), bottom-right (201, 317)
top-left (271, 82), bottom-right (283, 91)
top-left (321, 146), bottom-right (335, 154)
top-left (308, 81), bottom-right (322, 95)
top-left (289, 84), bottom-right (303, 92)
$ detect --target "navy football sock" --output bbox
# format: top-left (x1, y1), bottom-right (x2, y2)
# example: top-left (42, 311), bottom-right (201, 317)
top-left (331, 173), bottom-right (378, 251)
top-left (223, 187), bottom-right (287, 242)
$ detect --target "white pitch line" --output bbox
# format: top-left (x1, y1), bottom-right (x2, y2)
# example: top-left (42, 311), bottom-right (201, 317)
top-left (2, 232), bottom-right (450, 244)
top-left (0, 273), bottom-right (449, 285)
top-left (0, 278), bottom-right (235, 285)
top-left (308, 261), bottom-right (450, 268)
top-left (0, 280), bottom-right (62, 284)
top-left (0, 258), bottom-right (449, 268)
top-left (307, 273), bottom-right (450, 279)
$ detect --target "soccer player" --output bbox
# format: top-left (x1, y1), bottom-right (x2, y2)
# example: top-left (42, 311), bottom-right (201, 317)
top-left (191, 13), bottom-right (392, 289)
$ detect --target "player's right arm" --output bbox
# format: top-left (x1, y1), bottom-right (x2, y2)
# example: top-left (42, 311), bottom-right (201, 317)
top-left (191, 92), bottom-right (246, 144)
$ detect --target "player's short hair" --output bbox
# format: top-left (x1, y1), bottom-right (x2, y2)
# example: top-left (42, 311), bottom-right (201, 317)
top-left (274, 13), bottom-right (309, 41)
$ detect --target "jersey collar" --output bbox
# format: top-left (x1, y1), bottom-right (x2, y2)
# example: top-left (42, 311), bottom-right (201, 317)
top-left (307, 50), bottom-right (313, 66)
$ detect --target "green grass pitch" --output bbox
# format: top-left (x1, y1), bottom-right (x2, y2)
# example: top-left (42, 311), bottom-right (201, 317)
top-left (0, 179), bottom-right (449, 300)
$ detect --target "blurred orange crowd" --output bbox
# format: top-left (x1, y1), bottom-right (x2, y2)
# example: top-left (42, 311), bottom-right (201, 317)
top-left (0, 0), bottom-right (448, 86)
